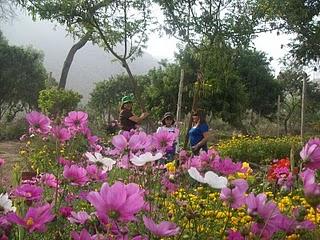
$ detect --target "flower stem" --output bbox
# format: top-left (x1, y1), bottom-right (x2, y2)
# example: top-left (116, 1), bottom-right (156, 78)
top-left (221, 205), bottom-right (231, 239)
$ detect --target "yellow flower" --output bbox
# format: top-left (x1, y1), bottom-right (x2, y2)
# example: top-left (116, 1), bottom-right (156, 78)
top-left (165, 162), bottom-right (176, 173)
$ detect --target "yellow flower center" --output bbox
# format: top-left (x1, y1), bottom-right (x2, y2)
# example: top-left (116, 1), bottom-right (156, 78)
top-left (26, 217), bottom-right (34, 226)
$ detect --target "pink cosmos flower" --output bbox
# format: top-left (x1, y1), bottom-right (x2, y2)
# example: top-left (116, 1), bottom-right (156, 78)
top-left (112, 134), bottom-right (128, 151)
top-left (246, 193), bottom-right (282, 238)
top-left (64, 111), bottom-right (88, 131)
top-left (111, 132), bottom-right (151, 153)
top-left (161, 176), bottom-right (178, 193)
top-left (68, 211), bottom-right (90, 224)
top-left (40, 173), bottom-right (58, 188)
top-left (0, 158), bottom-right (4, 167)
top-left (299, 168), bottom-right (320, 207)
top-left (57, 157), bottom-right (72, 166)
top-left (51, 126), bottom-right (71, 142)
top-left (59, 206), bottom-right (73, 217)
top-left (227, 230), bottom-right (245, 240)
top-left (26, 111), bottom-right (51, 134)
top-left (183, 155), bottom-right (202, 169)
top-left (220, 179), bottom-right (248, 209)
top-left (87, 181), bottom-right (145, 223)
top-left (211, 157), bottom-right (243, 176)
top-left (63, 165), bottom-right (88, 186)
top-left (143, 216), bottom-right (180, 237)
top-left (300, 138), bottom-right (320, 169)
top-left (86, 165), bottom-right (107, 181)
top-left (71, 228), bottom-right (94, 240)
top-left (278, 215), bottom-right (315, 233)
top-left (13, 184), bottom-right (43, 201)
top-left (152, 130), bottom-right (175, 152)
top-left (7, 204), bottom-right (54, 233)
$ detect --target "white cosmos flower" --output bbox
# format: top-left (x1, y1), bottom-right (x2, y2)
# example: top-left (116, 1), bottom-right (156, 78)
top-left (130, 152), bottom-right (163, 166)
top-left (188, 167), bottom-right (228, 189)
top-left (0, 193), bottom-right (16, 213)
top-left (85, 152), bottom-right (116, 171)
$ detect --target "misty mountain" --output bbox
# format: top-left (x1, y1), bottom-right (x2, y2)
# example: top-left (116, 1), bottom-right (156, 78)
top-left (0, 10), bottom-right (160, 102)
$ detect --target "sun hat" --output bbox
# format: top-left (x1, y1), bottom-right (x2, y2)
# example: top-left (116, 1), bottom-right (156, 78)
top-left (162, 112), bottom-right (175, 125)
top-left (121, 95), bottom-right (134, 104)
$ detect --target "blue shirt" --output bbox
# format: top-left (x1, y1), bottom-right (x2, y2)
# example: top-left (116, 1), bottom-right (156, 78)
top-left (188, 123), bottom-right (209, 147)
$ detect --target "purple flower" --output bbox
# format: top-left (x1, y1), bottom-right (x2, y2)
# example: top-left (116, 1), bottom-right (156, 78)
top-left (40, 173), bottom-right (58, 188)
top-left (59, 206), bottom-right (73, 217)
top-left (112, 134), bottom-right (128, 151)
top-left (220, 179), bottom-right (248, 208)
top-left (87, 181), bottom-right (145, 223)
top-left (26, 111), bottom-right (51, 134)
top-left (86, 165), bottom-right (107, 181)
top-left (299, 168), bottom-right (320, 207)
top-left (13, 184), bottom-right (43, 201)
top-left (68, 211), bottom-right (90, 224)
top-left (0, 158), bottom-right (4, 167)
top-left (7, 204), bottom-right (54, 233)
top-left (51, 126), bottom-right (71, 142)
top-left (63, 165), bottom-right (88, 186)
top-left (227, 229), bottom-right (245, 240)
top-left (64, 111), bottom-right (88, 131)
top-left (211, 157), bottom-right (243, 176)
top-left (278, 215), bottom-right (315, 233)
top-left (143, 216), bottom-right (180, 237)
top-left (152, 130), bottom-right (175, 152)
top-left (71, 228), bottom-right (94, 240)
top-left (57, 157), bottom-right (72, 166)
top-left (245, 193), bottom-right (282, 238)
top-left (300, 138), bottom-right (320, 170)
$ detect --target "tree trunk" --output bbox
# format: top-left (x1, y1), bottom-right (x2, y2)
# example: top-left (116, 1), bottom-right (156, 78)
top-left (58, 32), bottom-right (91, 89)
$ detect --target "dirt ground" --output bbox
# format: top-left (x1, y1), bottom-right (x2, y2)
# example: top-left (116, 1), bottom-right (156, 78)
top-left (0, 141), bottom-right (23, 190)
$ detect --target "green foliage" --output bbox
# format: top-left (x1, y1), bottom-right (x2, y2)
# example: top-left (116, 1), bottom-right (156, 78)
top-left (38, 88), bottom-right (82, 118)
top-left (157, 0), bottom-right (260, 47)
top-left (235, 48), bottom-right (280, 116)
top-left (216, 135), bottom-right (302, 164)
top-left (276, 66), bottom-right (320, 135)
top-left (0, 118), bottom-right (27, 140)
top-left (256, 0), bottom-right (320, 64)
top-left (0, 31), bottom-right (47, 120)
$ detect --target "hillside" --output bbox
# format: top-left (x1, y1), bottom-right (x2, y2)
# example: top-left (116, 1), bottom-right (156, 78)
top-left (0, 10), bottom-right (160, 102)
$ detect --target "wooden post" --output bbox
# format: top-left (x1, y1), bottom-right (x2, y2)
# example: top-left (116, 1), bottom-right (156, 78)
top-left (176, 68), bottom-right (184, 151)
top-left (277, 95), bottom-right (281, 136)
top-left (300, 76), bottom-right (306, 141)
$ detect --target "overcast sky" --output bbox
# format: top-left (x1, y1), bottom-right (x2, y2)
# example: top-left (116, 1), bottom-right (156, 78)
top-left (2, 7), bottom-right (319, 80)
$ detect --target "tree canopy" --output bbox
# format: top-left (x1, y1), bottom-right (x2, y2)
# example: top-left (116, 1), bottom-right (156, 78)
top-left (0, 31), bottom-right (47, 121)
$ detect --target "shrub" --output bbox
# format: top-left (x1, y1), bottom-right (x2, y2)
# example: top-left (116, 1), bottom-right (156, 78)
top-left (38, 88), bottom-right (82, 118)
top-left (0, 118), bottom-right (27, 140)
top-left (216, 135), bottom-right (302, 164)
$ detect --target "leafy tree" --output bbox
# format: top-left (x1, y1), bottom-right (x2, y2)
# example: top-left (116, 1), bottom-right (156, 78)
top-left (18, 0), bottom-right (154, 109)
top-left (256, 0), bottom-right (320, 64)
top-left (88, 74), bottom-right (146, 125)
top-left (0, 31), bottom-right (46, 121)
top-left (276, 67), bottom-right (320, 135)
top-left (234, 48), bottom-right (280, 117)
top-left (156, 0), bottom-right (263, 48)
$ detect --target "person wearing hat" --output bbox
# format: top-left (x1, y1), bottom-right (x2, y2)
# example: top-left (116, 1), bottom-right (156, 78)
top-left (119, 95), bottom-right (149, 131)
top-left (157, 112), bottom-right (179, 162)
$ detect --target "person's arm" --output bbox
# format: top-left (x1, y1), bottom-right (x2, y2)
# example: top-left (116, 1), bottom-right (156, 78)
top-left (194, 131), bottom-right (209, 149)
top-left (129, 112), bottom-right (149, 123)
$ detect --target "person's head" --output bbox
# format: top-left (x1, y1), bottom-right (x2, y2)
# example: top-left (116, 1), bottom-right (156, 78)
top-left (192, 109), bottom-right (206, 124)
top-left (121, 95), bottom-right (134, 110)
top-left (162, 112), bottom-right (175, 127)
